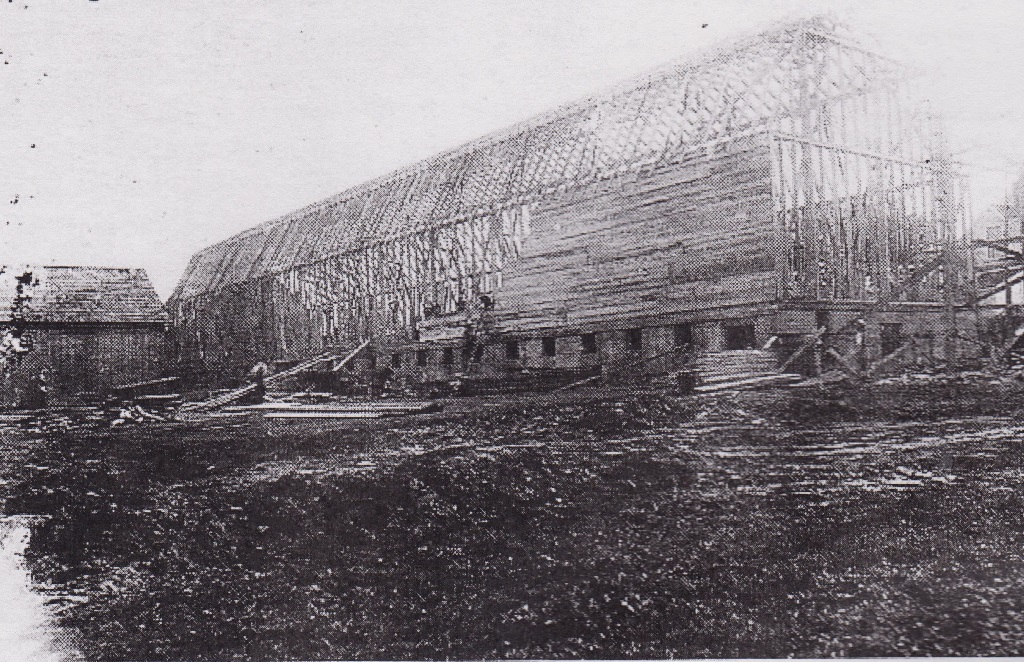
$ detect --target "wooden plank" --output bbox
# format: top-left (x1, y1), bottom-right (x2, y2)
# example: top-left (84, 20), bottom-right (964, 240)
top-left (693, 373), bottom-right (800, 392)
top-left (778, 326), bottom-right (827, 373)
top-left (866, 337), bottom-right (916, 376)
top-left (179, 350), bottom-right (341, 413)
top-left (331, 339), bottom-right (371, 372)
top-left (825, 346), bottom-right (861, 376)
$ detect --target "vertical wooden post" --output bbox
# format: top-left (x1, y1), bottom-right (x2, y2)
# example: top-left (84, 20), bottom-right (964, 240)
top-left (932, 118), bottom-right (958, 368)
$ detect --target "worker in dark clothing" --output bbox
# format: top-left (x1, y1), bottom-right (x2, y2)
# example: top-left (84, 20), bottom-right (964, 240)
top-left (246, 362), bottom-right (271, 403)
top-left (24, 368), bottom-right (49, 409)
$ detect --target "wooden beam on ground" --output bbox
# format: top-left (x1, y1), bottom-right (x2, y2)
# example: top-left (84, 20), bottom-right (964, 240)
top-left (693, 373), bottom-right (801, 393)
top-left (112, 376), bottom-right (180, 392)
top-left (976, 259), bottom-right (1023, 274)
top-left (551, 374), bottom-right (603, 393)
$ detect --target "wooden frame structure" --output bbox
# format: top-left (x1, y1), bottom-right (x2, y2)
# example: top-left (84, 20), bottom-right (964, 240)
top-left (169, 17), bottom-right (972, 384)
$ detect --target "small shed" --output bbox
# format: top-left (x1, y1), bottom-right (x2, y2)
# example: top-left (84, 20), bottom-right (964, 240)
top-left (0, 265), bottom-right (168, 407)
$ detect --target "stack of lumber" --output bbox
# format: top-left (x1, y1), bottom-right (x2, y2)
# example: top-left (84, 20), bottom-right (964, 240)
top-left (456, 367), bottom-right (602, 396)
top-left (690, 350), bottom-right (800, 392)
top-left (227, 400), bottom-right (441, 420)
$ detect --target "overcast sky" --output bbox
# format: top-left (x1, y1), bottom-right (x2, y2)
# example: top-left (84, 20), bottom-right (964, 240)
top-left (1, 0), bottom-right (1022, 298)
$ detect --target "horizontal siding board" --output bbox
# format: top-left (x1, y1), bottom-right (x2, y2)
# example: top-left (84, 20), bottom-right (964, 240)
top-left (492, 139), bottom-right (776, 332)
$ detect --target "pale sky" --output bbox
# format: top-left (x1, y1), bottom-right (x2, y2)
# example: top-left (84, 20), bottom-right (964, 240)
top-left (1, 0), bottom-right (1022, 298)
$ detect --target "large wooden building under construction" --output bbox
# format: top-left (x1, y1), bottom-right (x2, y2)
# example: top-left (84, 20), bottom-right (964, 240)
top-left (169, 17), bottom-right (973, 388)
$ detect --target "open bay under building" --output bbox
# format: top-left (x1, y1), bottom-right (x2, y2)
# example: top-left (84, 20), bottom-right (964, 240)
top-left (169, 17), bottom-right (974, 388)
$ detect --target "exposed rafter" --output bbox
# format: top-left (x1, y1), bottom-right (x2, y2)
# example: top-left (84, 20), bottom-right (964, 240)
top-left (172, 16), bottom-right (908, 304)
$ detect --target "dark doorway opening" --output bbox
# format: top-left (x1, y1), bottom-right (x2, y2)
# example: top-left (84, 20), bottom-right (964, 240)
top-left (673, 323), bottom-right (693, 349)
top-left (881, 323), bottom-right (903, 356)
top-left (626, 328), bottom-right (643, 352)
top-left (724, 323), bottom-right (756, 350)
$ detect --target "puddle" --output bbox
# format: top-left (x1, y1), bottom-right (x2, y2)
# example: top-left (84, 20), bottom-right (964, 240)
top-left (0, 516), bottom-right (80, 661)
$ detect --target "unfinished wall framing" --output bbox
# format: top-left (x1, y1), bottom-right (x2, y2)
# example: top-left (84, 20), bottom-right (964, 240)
top-left (170, 17), bottom-right (972, 385)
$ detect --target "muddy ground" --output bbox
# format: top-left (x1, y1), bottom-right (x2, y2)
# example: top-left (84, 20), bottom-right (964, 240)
top-left (4, 377), bottom-right (1024, 660)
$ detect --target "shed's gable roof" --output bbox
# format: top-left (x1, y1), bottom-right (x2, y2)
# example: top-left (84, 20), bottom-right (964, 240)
top-left (0, 266), bottom-right (167, 324)
top-left (173, 16), bottom-right (901, 301)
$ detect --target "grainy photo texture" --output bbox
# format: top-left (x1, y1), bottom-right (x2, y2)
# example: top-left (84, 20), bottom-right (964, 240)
top-left (2, 2), bottom-right (1024, 660)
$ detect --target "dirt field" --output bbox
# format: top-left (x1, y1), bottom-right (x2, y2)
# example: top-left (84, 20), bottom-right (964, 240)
top-left (4, 378), bottom-right (1024, 660)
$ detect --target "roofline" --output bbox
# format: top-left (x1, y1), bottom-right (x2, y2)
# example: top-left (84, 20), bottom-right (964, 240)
top-left (10, 319), bottom-right (169, 327)
top-left (2, 264), bottom-right (151, 271)
top-left (1, 265), bottom-right (157, 284)
top-left (197, 14), bottom-right (859, 254)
